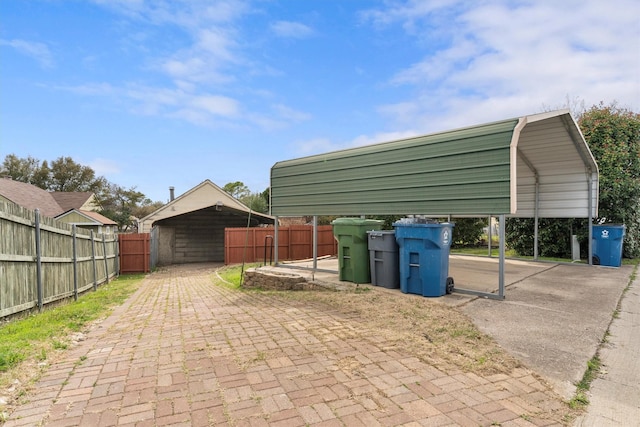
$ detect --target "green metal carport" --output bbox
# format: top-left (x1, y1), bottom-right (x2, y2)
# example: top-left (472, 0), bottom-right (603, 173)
top-left (269, 109), bottom-right (599, 299)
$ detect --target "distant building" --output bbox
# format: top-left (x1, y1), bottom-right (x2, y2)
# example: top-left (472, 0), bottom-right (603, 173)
top-left (0, 177), bottom-right (117, 234)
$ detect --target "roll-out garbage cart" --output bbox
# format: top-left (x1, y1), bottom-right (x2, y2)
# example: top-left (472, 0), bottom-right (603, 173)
top-left (367, 230), bottom-right (400, 289)
top-left (394, 219), bottom-right (454, 297)
top-left (592, 224), bottom-right (625, 267)
top-left (331, 218), bottom-right (383, 283)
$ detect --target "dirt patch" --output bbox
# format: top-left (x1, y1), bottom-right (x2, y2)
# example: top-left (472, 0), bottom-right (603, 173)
top-left (267, 285), bottom-right (521, 376)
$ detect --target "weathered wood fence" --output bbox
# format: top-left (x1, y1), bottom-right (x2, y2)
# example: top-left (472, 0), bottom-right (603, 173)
top-left (225, 225), bottom-right (337, 264)
top-left (0, 202), bottom-right (119, 319)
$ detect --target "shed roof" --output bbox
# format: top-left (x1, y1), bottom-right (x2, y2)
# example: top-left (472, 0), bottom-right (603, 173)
top-left (138, 179), bottom-right (274, 233)
top-left (271, 109), bottom-right (598, 218)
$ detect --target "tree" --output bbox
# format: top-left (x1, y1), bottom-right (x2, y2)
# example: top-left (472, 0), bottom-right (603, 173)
top-left (48, 156), bottom-right (104, 192)
top-left (223, 181), bottom-right (251, 199)
top-left (1, 154), bottom-right (50, 188)
top-left (452, 218), bottom-right (487, 247)
top-left (98, 184), bottom-right (147, 231)
top-left (579, 103), bottom-right (640, 258)
top-left (240, 192), bottom-right (268, 213)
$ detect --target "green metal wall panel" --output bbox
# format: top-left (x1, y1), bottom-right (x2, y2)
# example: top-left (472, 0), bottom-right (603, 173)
top-left (271, 119), bottom-right (518, 216)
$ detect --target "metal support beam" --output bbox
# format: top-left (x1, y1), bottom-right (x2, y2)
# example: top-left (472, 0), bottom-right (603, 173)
top-left (488, 216), bottom-right (492, 257)
top-left (498, 214), bottom-right (506, 299)
top-left (312, 216), bottom-right (318, 271)
top-left (588, 168), bottom-right (593, 265)
top-left (274, 216), bottom-right (279, 265)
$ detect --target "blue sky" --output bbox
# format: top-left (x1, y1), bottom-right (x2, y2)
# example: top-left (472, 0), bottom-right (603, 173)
top-left (1, 0), bottom-right (639, 203)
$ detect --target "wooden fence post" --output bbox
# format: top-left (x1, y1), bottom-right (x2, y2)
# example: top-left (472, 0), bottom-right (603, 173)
top-left (34, 209), bottom-right (43, 312)
top-left (102, 234), bottom-right (109, 284)
top-left (91, 230), bottom-right (97, 291)
top-left (115, 235), bottom-right (120, 277)
top-left (73, 225), bottom-right (78, 301)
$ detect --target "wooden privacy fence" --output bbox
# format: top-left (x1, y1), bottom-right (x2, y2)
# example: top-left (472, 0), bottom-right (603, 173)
top-left (225, 225), bottom-right (337, 264)
top-left (119, 233), bottom-right (151, 273)
top-left (0, 202), bottom-right (119, 319)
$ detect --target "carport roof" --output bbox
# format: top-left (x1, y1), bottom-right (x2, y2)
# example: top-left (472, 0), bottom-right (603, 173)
top-left (270, 109), bottom-right (598, 218)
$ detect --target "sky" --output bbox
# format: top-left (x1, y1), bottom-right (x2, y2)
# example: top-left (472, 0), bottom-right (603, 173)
top-left (1, 0), bottom-right (639, 204)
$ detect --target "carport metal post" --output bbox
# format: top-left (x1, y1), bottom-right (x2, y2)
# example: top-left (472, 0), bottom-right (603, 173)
top-left (498, 214), bottom-right (506, 299)
top-left (274, 216), bottom-right (279, 265)
top-left (312, 215), bottom-right (318, 271)
top-left (588, 168), bottom-right (594, 265)
top-left (453, 214), bottom-right (506, 300)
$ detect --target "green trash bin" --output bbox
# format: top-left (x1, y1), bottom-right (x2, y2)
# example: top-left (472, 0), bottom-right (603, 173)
top-left (331, 218), bottom-right (383, 283)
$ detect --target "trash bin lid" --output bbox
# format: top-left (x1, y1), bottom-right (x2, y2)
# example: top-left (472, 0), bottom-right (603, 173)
top-left (367, 230), bottom-right (395, 237)
top-left (331, 218), bottom-right (384, 226)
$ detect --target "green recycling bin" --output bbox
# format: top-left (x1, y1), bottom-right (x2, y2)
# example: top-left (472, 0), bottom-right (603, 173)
top-left (331, 218), bottom-right (383, 283)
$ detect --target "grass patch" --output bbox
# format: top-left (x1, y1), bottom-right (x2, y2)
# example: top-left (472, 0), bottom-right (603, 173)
top-left (451, 247), bottom-right (517, 257)
top-left (215, 263), bottom-right (261, 289)
top-left (0, 274), bottom-right (145, 388)
top-left (569, 355), bottom-right (601, 409)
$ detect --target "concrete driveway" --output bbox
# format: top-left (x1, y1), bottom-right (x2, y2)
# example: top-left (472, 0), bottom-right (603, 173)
top-left (5, 262), bottom-right (580, 426)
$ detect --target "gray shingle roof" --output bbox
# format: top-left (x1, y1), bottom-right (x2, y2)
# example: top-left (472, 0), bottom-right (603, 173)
top-left (51, 192), bottom-right (95, 211)
top-left (0, 178), bottom-right (64, 217)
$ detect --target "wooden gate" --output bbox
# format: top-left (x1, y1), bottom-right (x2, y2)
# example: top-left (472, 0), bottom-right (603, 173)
top-left (119, 233), bottom-right (151, 273)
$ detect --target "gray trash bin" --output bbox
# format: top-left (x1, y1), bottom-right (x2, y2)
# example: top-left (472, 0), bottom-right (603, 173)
top-left (367, 230), bottom-right (400, 289)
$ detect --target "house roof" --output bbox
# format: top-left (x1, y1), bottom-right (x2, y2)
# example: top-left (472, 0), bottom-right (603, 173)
top-left (270, 109), bottom-right (598, 218)
top-left (138, 179), bottom-right (274, 232)
top-left (55, 209), bottom-right (118, 226)
top-left (51, 192), bottom-right (96, 211)
top-left (0, 179), bottom-right (115, 226)
top-left (0, 178), bottom-right (64, 217)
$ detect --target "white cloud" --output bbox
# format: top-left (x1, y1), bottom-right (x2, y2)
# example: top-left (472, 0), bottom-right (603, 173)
top-left (89, 158), bottom-right (121, 176)
top-left (293, 130), bottom-right (421, 157)
top-left (272, 104), bottom-right (311, 122)
top-left (56, 82), bottom-right (115, 96)
top-left (0, 38), bottom-right (54, 68)
top-left (365, 0), bottom-right (640, 131)
top-left (270, 21), bottom-right (314, 38)
top-left (191, 95), bottom-right (239, 117)
top-left (293, 137), bottom-right (339, 156)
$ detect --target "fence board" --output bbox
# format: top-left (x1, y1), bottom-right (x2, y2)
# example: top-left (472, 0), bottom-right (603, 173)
top-left (0, 201), bottom-right (119, 319)
top-left (224, 225), bottom-right (337, 264)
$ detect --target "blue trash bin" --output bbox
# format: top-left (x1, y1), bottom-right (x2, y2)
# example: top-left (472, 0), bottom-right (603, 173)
top-left (592, 224), bottom-right (625, 267)
top-left (393, 220), bottom-right (454, 297)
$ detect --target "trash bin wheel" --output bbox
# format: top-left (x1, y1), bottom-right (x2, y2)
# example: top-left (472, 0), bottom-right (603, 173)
top-left (446, 277), bottom-right (454, 294)
top-left (592, 255), bottom-right (600, 265)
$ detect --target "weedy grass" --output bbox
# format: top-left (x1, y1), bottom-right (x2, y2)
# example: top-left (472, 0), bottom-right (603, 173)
top-left (0, 274), bottom-right (145, 388)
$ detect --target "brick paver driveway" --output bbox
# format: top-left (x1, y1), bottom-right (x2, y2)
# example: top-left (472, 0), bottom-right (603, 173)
top-left (5, 264), bottom-right (570, 426)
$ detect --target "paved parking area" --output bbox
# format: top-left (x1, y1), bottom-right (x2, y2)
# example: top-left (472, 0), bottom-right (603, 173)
top-left (6, 263), bottom-right (574, 426)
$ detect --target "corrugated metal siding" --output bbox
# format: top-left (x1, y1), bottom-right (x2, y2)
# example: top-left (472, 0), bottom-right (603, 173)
top-left (271, 120), bottom-right (518, 216)
top-left (514, 116), bottom-right (598, 218)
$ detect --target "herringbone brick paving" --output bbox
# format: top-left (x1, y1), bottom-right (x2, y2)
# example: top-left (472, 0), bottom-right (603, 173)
top-left (5, 264), bottom-right (570, 426)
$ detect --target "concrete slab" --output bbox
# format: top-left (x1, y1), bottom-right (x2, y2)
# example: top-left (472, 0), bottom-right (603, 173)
top-left (461, 263), bottom-right (632, 399)
top-left (449, 254), bottom-right (556, 293)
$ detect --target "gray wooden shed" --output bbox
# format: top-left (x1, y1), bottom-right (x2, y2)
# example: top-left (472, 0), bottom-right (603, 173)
top-left (270, 110), bottom-right (599, 299)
